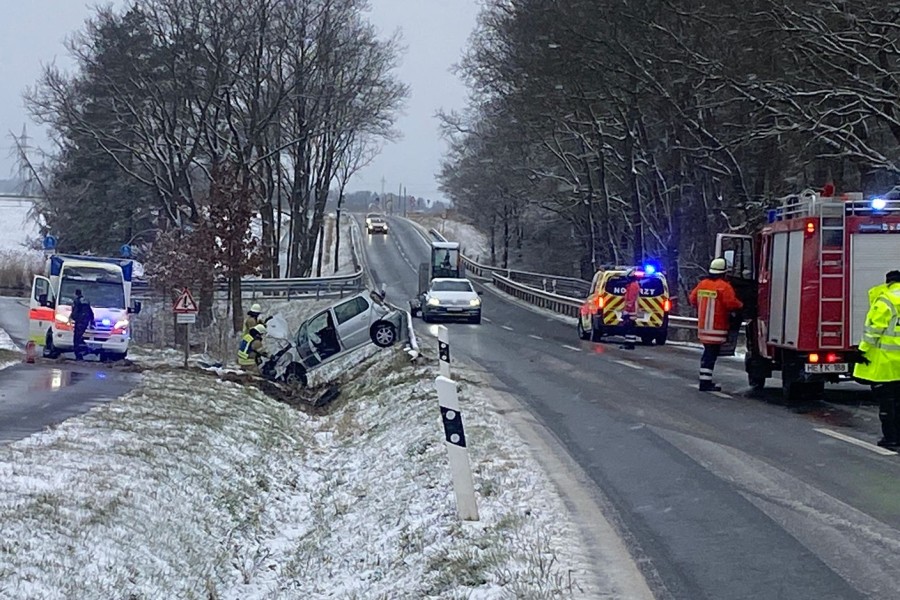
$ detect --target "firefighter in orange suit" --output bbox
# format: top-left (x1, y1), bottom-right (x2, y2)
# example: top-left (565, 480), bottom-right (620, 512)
top-left (689, 258), bottom-right (743, 392)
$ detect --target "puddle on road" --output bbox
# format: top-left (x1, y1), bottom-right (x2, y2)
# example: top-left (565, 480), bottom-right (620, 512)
top-left (28, 368), bottom-right (88, 392)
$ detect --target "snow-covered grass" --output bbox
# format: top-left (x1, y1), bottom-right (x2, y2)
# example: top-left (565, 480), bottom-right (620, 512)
top-left (410, 214), bottom-right (490, 264)
top-left (0, 345), bottom-right (599, 598)
top-left (0, 199), bottom-right (42, 255)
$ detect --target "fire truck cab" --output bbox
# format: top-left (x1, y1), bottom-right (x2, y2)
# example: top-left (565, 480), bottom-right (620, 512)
top-left (717, 188), bottom-right (900, 400)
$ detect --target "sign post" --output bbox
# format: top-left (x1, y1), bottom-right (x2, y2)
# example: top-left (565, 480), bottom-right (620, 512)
top-left (173, 288), bottom-right (199, 368)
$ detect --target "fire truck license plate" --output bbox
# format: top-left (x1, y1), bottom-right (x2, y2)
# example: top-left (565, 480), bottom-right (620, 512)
top-left (805, 363), bottom-right (848, 374)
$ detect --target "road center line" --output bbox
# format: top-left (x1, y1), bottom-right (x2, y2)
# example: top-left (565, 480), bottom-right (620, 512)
top-left (501, 325), bottom-right (514, 332)
top-left (814, 428), bottom-right (898, 456)
top-left (614, 359), bottom-right (643, 370)
top-left (562, 344), bottom-right (582, 352)
top-left (711, 391), bottom-right (731, 399)
top-left (529, 334), bottom-right (543, 340)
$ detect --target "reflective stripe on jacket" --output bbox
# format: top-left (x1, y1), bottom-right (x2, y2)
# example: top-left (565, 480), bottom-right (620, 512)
top-left (237, 333), bottom-right (263, 366)
top-left (242, 315), bottom-right (260, 336)
top-left (854, 284), bottom-right (900, 383)
top-left (689, 277), bottom-right (743, 345)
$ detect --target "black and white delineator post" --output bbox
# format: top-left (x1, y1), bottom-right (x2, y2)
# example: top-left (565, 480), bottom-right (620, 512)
top-left (435, 325), bottom-right (479, 521)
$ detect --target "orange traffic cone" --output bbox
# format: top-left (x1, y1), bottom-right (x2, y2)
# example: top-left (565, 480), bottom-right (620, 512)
top-left (24, 341), bottom-right (36, 364)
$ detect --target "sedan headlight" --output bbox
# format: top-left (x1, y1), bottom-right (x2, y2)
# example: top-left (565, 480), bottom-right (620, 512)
top-left (427, 297), bottom-right (441, 306)
top-left (469, 298), bottom-right (481, 306)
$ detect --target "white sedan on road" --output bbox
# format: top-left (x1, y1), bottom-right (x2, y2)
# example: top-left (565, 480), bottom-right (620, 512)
top-left (417, 278), bottom-right (482, 324)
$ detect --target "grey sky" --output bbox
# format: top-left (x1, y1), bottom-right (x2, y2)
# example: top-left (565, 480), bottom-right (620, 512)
top-left (0, 0), bottom-right (479, 201)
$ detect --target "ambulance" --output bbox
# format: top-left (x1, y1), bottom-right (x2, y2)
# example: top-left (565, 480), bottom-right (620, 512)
top-left (28, 255), bottom-right (142, 360)
top-left (577, 264), bottom-right (671, 345)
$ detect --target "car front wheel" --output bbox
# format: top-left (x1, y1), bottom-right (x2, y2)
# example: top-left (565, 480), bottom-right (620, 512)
top-left (371, 321), bottom-right (398, 347)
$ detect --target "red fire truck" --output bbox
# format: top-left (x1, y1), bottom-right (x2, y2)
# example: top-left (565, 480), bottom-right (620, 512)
top-left (716, 188), bottom-right (900, 400)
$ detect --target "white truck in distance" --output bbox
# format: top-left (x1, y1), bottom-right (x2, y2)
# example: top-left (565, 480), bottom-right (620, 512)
top-left (28, 255), bottom-right (142, 360)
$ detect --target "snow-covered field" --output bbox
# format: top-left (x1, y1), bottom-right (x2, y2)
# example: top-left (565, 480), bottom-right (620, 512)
top-left (0, 344), bottom-right (605, 598)
top-left (410, 215), bottom-right (490, 264)
top-left (0, 199), bottom-right (41, 255)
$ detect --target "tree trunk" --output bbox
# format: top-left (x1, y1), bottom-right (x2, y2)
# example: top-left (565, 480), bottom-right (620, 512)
top-left (502, 204), bottom-right (510, 269)
top-left (625, 123), bottom-right (643, 265)
top-left (230, 270), bottom-right (242, 333)
top-left (334, 207), bottom-right (342, 273)
top-left (315, 221), bottom-right (325, 277)
top-left (489, 216), bottom-right (497, 266)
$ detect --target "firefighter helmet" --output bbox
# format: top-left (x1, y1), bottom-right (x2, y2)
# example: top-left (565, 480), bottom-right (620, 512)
top-left (709, 258), bottom-right (727, 274)
top-left (253, 324), bottom-right (267, 335)
top-left (249, 303), bottom-right (262, 314)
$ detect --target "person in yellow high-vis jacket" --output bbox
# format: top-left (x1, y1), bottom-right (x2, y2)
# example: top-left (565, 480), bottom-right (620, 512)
top-left (854, 270), bottom-right (900, 449)
top-left (237, 324), bottom-right (269, 373)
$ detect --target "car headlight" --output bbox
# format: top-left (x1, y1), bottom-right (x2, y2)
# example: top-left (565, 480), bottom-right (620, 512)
top-left (114, 319), bottom-right (129, 330)
top-left (55, 313), bottom-right (70, 323)
top-left (427, 297), bottom-right (441, 306)
top-left (469, 298), bottom-right (481, 306)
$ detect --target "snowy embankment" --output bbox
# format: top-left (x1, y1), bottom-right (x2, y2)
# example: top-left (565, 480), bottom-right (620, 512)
top-left (0, 345), bottom-right (603, 598)
top-left (409, 215), bottom-right (489, 263)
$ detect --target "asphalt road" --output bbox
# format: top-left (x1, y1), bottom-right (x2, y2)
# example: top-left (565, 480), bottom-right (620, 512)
top-left (0, 296), bottom-right (140, 444)
top-left (361, 214), bottom-right (900, 600)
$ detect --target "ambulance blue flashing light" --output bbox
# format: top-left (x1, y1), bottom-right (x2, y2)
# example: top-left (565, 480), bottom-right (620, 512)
top-left (872, 198), bottom-right (887, 211)
top-left (644, 263), bottom-right (657, 275)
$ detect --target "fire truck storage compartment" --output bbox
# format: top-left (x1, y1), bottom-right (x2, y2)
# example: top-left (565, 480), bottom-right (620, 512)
top-left (769, 230), bottom-right (804, 347)
top-left (850, 233), bottom-right (900, 345)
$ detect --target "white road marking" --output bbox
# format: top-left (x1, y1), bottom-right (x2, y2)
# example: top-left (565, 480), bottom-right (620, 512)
top-left (483, 317), bottom-right (493, 323)
top-left (814, 428), bottom-right (898, 456)
top-left (501, 325), bottom-right (514, 332)
top-left (561, 344), bottom-right (582, 352)
top-left (614, 360), bottom-right (643, 370)
top-left (711, 391), bottom-right (731, 399)
top-left (528, 334), bottom-right (543, 340)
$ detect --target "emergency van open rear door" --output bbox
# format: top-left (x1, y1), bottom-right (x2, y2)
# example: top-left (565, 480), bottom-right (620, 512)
top-left (28, 275), bottom-right (54, 347)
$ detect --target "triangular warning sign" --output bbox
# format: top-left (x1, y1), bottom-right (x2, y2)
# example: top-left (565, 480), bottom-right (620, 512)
top-left (173, 288), bottom-right (199, 313)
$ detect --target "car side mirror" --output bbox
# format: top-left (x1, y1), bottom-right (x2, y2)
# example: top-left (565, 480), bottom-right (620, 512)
top-left (129, 301), bottom-right (142, 315)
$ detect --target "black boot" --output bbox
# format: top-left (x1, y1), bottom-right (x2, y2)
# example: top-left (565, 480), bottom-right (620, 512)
top-left (876, 438), bottom-right (900, 450)
top-left (699, 381), bottom-right (722, 392)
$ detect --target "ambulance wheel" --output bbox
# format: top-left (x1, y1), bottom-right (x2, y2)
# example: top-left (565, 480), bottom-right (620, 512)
top-left (655, 331), bottom-right (667, 346)
top-left (577, 319), bottom-right (590, 341)
top-left (43, 331), bottom-right (60, 359)
top-left (105, 352), bottom-right (127, 362)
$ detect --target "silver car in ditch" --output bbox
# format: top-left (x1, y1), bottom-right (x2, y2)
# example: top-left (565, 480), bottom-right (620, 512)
top-left (263, 290), bottom-right (404, 385)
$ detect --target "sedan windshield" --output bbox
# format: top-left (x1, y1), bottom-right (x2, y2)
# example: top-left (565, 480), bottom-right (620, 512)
top-left (432, 280), bottom-right (473, 293)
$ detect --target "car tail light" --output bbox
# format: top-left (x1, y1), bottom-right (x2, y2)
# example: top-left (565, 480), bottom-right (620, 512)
top-left (596, 296), bottom-right (604, 309)
top-left (808, 353), bottom-right (820, 363)
top-left (664, 299), bottom-right (671, 312)
top-left (826, 353), bottom-right (841, 363)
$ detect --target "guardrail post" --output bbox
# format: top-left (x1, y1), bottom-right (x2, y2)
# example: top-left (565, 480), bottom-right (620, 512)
top-left (434, 325), bottom-right (478, 521)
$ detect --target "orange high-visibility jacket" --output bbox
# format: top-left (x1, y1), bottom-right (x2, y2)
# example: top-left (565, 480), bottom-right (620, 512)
top-left (623, 280), bottom-right (640, 314)
top-left (689, 277), bottom-right (743, 344)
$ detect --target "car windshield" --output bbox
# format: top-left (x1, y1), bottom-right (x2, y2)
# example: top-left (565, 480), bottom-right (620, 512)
top-left (432, 280), bottom-right (473, 293)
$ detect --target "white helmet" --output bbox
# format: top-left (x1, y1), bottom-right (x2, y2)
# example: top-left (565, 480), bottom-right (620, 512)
top-left (253, 324), bottom-right (267, 335)
top-left (709, 258), bottom-right (727, 274)
top-left (249, 303), bottom-right (262, 314)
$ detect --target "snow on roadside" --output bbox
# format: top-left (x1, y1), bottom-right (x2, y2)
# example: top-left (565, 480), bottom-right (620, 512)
top-left (0, 328), bottom-right (16, 352)
top-left (410, 215), bottom-right (489, 263)
top-left (0, 347), bottom-right (603, 599)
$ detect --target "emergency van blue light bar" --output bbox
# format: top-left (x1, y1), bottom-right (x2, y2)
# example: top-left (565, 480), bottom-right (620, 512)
top-left (644, 264), bottom-right (657, 275)
top-left (872, 198), bottom-right (887, 211)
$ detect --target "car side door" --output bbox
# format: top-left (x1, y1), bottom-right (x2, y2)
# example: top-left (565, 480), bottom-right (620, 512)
top-left (332, 296), bottom-right (372, 350)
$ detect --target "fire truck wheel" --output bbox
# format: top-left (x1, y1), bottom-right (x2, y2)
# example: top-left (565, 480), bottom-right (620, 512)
top-left (748, 374), bottom-right (766, 391)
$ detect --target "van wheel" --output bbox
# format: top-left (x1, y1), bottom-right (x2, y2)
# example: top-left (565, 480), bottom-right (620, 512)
top-left (655, 331), bottom-right (667, 346)
top-left (371, 321), bottom-right (397, 347)
top-left (43, 331), bottom-right (60, 359)
top-left (577, 319), bottom-right (590, 340)
top-left (105, 352), bottom-right (127, 362)
top-left (640, 334), bottom-right (655, 346)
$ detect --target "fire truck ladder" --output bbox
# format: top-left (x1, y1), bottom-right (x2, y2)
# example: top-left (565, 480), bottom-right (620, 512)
top-left (818, 201), bottom-right (846, 349)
